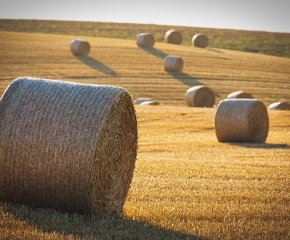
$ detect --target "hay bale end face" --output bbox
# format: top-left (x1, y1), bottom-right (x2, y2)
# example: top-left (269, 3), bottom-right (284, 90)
top-left (0, 77), bottom-right (138, 216)
top-left (164, 29), bottom-right (183, 44)
top-left (227, 91), bottom-right (253, 99)
top-left (140, 100), bottom-right (159, 106)
top-left (192, 33), bottom-right (208, 48)
top-left (268, 102), bottom-right (290, 110)
top-left (164, 55), bottom-right (183, 72)
top-left (186, 85), bottom-right (215, 107)
top-left (134, 98), bottom-right (151, 105)
top-left (136, 33), bottom-right (155, 48)
top-left (215, 99), bottom-right (269, 143)
top-left (70, 39), bottom-right (90, 55)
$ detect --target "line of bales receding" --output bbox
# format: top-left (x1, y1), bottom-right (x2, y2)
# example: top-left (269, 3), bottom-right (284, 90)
top-left (70, 30), bottom-right (290, 144)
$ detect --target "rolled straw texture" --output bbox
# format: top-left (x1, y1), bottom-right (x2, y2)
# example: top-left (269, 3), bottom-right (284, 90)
top-left (192, 33), bottom-right (208, 48)
top-left (70, 39), bottom-right (90, 55)
top-left (0, 77), bottom-right (138, 216)
top-left (215, 99), bottom-right (269, 143)
top-left (268, 102), bottom-right (290, 110)
top-left (136, 33), bottom-right (155, 47)
top-left (227, 91), bottom-right (253, 99)
top-left (164, 30), bottom-right (183, 44)
top-left (164, 56), bottom-right (183, 72)
top-left (186, 85), bottom-right (215, 107)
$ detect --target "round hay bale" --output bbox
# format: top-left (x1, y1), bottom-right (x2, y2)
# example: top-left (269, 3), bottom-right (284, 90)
top-left (227, 91), bottom-right (254, 99)
top-left (268, 102), bottom-right (290, 110)
top-left (0, 77), bottom-right (138, 216)
top-left (185, 85), bottom-right (215, 107)
top-left (135, 98), bottom-right (151, 105)
top-left (136, 33), bottom-right (155, 48)
top-left (164, 29), bottom-right (183, 44)
top-left (192, 33), bottom-right (208, 48)
top-left (164, 55), bottom-right (183, 72)
top-left (140, 100), bottom-right (159, 106)
top-left (215, 99), bottom-right (269, 143)
top-left (70, 39), bottom-right (90, 55)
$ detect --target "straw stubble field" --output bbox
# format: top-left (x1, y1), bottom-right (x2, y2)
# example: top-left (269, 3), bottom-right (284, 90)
top-left (0, 30), bottom-right (290, 239)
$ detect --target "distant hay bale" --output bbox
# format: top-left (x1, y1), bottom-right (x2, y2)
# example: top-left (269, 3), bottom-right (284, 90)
top-left (215, 99), bottom-right (269, 143)
top-left (70, 39), bottom-right (90, 55)
top-left (164, 55), bottom-right (183, 72)
top-left (135, 98), bottom-right (151, 105)
top-left (164, 29), bottom-right (183, 44)
top-left (185, 85), bottom-right (215, 107)
top-left (268, 102), bottom-right (290, 110)
top-left (0, 77), bottom-right (138, 216)
top-left (227, 91), bottom-right (253, 99)
top-left (192, 33), bottom-right (208, 48)
top-left (140, 100), bottom-right (159, 106)
top-left (136, 33), bottom-right (155, 48)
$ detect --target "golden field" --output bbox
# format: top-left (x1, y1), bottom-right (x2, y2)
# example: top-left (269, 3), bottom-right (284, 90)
top-left (0, 30), bottom-right (290, 239)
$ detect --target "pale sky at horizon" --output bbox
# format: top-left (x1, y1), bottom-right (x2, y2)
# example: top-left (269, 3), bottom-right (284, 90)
top-left (1, 0), bottom-right (290, 33)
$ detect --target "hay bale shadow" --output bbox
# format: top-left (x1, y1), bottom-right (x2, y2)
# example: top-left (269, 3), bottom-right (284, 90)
top-left (207, 48), bottom-right (224, 54)
top-left (1, 202), bottom-right (211, 240)
top-left (167, 71), bottom-right (220, 98)
top-left (140, 47), bottom-right (168, 59)
top-left (228, 143), bottom-right (289, 149)
top-left (75, 55), bottom-right (117, 76)
top-left (166, 71), bottom-right (201, 87)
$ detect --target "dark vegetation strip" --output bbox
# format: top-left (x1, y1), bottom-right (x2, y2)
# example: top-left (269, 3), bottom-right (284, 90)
top-left (0, 19), bottom-right (290, 58)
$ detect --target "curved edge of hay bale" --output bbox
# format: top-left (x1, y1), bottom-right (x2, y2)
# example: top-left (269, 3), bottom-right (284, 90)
top-left (268, 102), bottom-right (290, 110)
top-left (136, 33), bottom-right (155, 48)
top-left (192, 33), bottom-right (208, 48)
top-left (164, 55), bottom-right (183, 72)
top-left (227, 91), bottom-right (253, 99)
top-left (215, 99), bottom-right (269, 143)
top-left (164, 29), bottom-right (183, 44)
top-left (70, 39), bottom-right (90, 55)
top-left (0, 77), bottom-right (138, 216)
top-left (140, 100), bottom-right (160, 106)
top-left (185, 85), bottom-right (215, 107)
top-left (134, 98), bottom-right (151, 105)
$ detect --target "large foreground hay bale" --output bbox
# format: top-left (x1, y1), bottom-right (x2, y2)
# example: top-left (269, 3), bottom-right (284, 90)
top-left (215, 99), bottom-right (269, 143)
top-left (164, 29), bottom-right (183, 44)
top-left (136, 33), bottom-right (155, 47)
top-left (0, 77), bottom-right (138, 216)
top-left (268, 102), bottom-right (290, 110)
top-left (185, 85), bottom-right (215, 107)
top-left (227, 91), bottom-right (253, 99)
top-left (192, 33), bottom-right (208, 48)
top-left (164, 55), bottom-right (183, 72)
top-left (70, 39), bottom-right (90, 55)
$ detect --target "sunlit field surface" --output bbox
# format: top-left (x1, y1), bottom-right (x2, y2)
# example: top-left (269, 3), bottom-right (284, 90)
top-left (0, 30), bottom-right (290, 239)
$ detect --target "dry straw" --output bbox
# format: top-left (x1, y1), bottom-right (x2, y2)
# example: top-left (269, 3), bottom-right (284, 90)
top-left (164, 29), bottom-right (183, 44)
top-left (268, 102), bottom-right (290, 110)
top-left (227, 91), bottom-right (253, 99)
top-left (215, 99), bottom-right (269, 143)
top-left (70, 39), bottom-right (90, 55)
top-left (185, 85), bottom-right (215, 107)
top-left (164, 55), bottom-right (183, 72)
top-left (136, 33), bottom-right (155, 48)
top-left (192, 33), bottom-right (208, 48)
top-left (0, 77), bottom-right (138, 216)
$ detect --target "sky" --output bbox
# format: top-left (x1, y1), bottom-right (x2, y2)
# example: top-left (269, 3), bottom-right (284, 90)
top-left (1, 0), bottom-right (290, 33)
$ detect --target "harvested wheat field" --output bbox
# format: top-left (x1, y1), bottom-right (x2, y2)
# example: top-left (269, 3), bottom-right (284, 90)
top-left (0, 29), bottom-right (290, 239)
